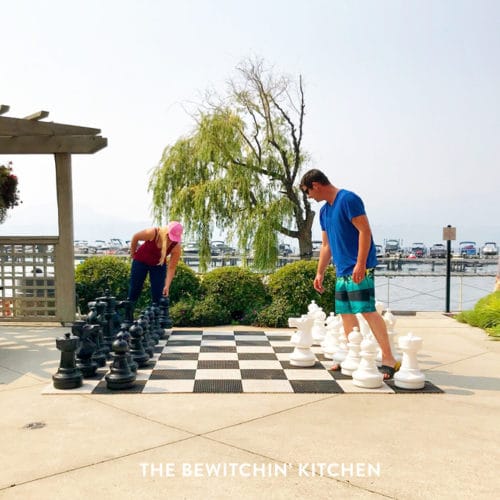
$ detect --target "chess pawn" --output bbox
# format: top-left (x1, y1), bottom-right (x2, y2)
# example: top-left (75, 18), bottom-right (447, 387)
top-left (375, 300), bottom-right (385, 315)
top-left (289, 315), bottom-right (316, 367)
top-left (352, 334), bottom-right (384, 389)
top-left (332, 326), bottom-right (348, 365)
top-left (128, 321), bottom-right (151, 368)
top-left (105, 335), bottom-right (136, 390)
top-left (311, 308), bottom-right (326, 345)
top-left (52, 332), bottom-right (83, 389)
top-left (394, 333), bottom-right (426, 390)
top-left (117, 326), bottom-right (138, 373)
top-left (341, 327), bottom-right (362, 376)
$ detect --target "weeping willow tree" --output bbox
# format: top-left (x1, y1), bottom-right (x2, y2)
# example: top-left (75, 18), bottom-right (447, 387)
top-left (149, 58), bottom-right (315, 271)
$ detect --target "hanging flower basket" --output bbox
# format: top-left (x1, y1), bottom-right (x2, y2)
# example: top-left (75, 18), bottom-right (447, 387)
top-left (0, 162), bottom-right (21, 224)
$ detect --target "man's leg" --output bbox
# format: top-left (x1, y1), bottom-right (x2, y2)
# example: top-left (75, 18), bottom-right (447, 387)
top-left (340, 313), bottom-right (359, 336)
top-left (361, 311), bottom-right (396, 370)
top-left (330, 275), bottom-right (355, 370)
top-left (353, 270), bottom-right (397, 378)
top-left (336, 270), bottom-right (398, 378)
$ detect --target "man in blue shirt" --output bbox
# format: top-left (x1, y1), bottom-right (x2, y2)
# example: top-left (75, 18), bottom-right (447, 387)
top-left (300, 169), bottom-right (399, 379)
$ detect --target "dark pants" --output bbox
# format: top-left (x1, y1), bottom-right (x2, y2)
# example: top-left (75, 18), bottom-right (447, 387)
top-left (128, 259), bottom-right (167, 305)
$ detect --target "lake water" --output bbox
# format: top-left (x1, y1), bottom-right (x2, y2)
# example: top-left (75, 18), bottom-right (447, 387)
top-left (6, 258), bottom-right (491, 314)
top-left (374, 273), bottom-right (496, 312)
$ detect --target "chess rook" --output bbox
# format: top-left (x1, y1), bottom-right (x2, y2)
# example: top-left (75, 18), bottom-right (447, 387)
top-left (394, 332), bottom-right (426, 390)
top-left (52, 332), bottom-right (83, 390)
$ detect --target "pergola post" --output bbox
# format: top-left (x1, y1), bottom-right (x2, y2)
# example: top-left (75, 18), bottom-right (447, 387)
top-left (0, 107), bottom-right (107, 322)
top-left (54, 153), bottom-right (76, 323)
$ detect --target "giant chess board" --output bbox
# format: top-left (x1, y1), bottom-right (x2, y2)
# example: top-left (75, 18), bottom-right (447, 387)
top-left (43, 329), bottom-right (443, 394)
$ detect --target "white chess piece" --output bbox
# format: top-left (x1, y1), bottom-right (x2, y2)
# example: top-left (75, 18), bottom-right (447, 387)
top-left (394, 332), bottom-right (426, 389)
top-left (288, 317), bottom-right (302, 345)
top-left (288, 315), bottom-right (316, 367)
top-left (383, 308), bottom-right (396, 330)
top-left (341, 327), bottom-right (362, 376)
top-left (352, 334), bottom-right (384, 389)
top-left (383, 308), bottom-right (401, 363)
top-left (356, 313), bottom-right (371, 337)
top-left (332, 325), bottom-right (348, 366)
top-left (375, 300), bottom-right (385, 315)
top-left (307, 300), bottom-right (319, 316)
top-left (321, 315), bottom-right (339, 359)
top-left (311, 308), bottom-right (326, 345)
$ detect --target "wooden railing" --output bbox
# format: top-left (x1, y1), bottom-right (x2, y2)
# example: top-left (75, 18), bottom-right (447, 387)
top-left (0, 237), bottom-right (59, 320)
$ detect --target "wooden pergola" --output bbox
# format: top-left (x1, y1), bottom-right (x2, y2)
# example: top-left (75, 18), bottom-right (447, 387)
top-left (0, 105), bottom-right (107, 323)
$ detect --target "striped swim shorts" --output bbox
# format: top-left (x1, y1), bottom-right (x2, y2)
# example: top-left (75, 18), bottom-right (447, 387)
top-left (335, 268), bottom-right (376, 315)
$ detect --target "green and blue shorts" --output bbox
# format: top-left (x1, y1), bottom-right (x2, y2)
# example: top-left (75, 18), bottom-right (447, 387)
top-left (335, 268), bottom-right (376, 315)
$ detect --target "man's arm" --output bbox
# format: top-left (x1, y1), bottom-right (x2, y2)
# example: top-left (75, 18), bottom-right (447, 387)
top-left (351, 214), bottom-right (372, 283)
top-left (314, 231), bottom-right (332, 293)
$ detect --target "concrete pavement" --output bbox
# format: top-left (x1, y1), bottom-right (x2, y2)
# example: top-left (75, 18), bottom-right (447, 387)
top-left (1, 312), bottom-right (499, 499)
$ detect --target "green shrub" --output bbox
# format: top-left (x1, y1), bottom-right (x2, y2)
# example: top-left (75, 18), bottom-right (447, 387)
top-left (169, 261), bottom-right (202, 303)
top-left (257, 260), bottom-right (336, 327)
top-left (191, 295), bottom-right (232, 326)
top-left (456, 291), bottom-right (500, 338)
top-left (75, 257), bottom-right (199, 315)
top-left (201, 266), bottom-right (270, 324)
top-left (75, 256), bottom-right (146, 314)
top-left (169, 297), bottom-right (197, 326)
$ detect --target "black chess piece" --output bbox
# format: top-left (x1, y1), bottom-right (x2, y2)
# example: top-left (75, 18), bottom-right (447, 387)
top-left (117, 299), bottom-right (134, 328)
top-left (97, 290), bottom-right (122, 337)
top-left (52, 332), bottom-right (83, 389)
top-left (95, 298), bottom-right (114, 357)
top-left (117, 324), bottom-right (138, 373)
top-left (86, 301), bottom-right (108, 366)
top-left (151, 302), bottom-right (166, 340)
top-left (72, 321), bottom-right (98, 377)
top-left (158, 296), bottom-right (173, 330)
top-left (129, 320), bottom-right (151, 368)
top-left (138, 314), bottom-right (154, 358)
top-left (143, 307), bottom-right (159, 344)
top-left (105, 334), bottom-right (136, 390)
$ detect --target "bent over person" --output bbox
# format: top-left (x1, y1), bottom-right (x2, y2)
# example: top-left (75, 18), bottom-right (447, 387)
top-left (128, 221), bottom-right (183, 308)
top-left (300, 169), bottom-right (399, 379)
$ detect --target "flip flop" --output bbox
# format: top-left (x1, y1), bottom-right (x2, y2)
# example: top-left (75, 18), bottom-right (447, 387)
top-left (329, 363), bottom-right (341, 371)
top-left (378, 362), bottom-right (401, 380)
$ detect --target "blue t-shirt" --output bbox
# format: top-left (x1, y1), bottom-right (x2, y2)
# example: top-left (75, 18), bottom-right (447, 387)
top-left (319, 189), bottom-right (378, 276)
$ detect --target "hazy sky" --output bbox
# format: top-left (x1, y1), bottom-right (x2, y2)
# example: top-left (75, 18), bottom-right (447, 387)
top-left (1, 0), bottom-right (499, 250)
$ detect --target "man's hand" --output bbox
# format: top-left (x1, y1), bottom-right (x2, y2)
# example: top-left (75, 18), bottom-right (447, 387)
top-left (314, 274), bottom-right (325, 293)
top-left (352, 263), bottom-right (366, 284)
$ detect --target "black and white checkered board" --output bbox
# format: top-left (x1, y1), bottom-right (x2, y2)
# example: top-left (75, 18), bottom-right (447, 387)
top-left (44, 329), bottom-right (443, 394)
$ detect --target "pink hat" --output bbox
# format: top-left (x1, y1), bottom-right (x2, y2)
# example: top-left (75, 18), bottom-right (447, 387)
top-left (167, 221), bottom-right (183, 242)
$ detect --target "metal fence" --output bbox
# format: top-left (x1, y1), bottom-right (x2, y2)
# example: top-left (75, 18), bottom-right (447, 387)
top-left (0, 237), bottom-right (58, 320)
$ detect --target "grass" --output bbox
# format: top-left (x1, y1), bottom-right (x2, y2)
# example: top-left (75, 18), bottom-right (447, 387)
top-left (456, 291), bottom-right (500, 338)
